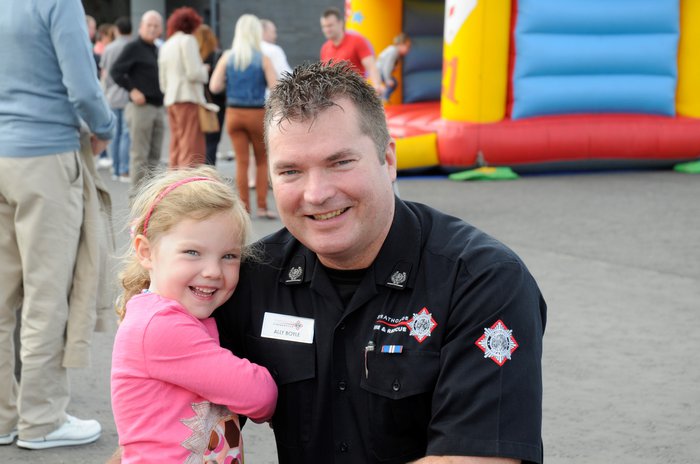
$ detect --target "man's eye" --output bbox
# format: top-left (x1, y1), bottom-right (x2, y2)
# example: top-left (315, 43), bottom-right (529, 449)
top-left (279, 169), bottom-right (300, 176)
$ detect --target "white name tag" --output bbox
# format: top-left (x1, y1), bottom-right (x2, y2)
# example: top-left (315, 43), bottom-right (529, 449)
top-left (261, 312), bottom-right (315, 344)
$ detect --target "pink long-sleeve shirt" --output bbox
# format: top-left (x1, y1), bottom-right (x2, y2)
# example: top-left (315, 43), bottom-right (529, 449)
top-left (111, 292), bottom-right (277, 463)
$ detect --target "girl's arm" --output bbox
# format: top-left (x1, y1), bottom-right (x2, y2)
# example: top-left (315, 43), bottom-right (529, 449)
top-left (143, 308), bottom-right (277, 422)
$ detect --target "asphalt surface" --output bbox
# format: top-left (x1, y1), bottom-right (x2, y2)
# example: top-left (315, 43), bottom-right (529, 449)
top-left (2, 144), bottom-right (699, 463)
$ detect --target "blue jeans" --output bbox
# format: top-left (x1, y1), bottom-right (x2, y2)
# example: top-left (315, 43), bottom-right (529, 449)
top-left (108, 108), bottom-right (130, 176)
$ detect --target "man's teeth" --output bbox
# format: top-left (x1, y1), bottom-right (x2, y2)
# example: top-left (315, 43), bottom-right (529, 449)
top-left (313, 208), bottom-right (347, 220)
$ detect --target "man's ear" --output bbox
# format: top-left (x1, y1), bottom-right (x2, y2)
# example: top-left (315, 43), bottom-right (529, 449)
top-left (133, 234), bottom-right (154, 270)
top-left (384, 139), bottom-right (397, 182)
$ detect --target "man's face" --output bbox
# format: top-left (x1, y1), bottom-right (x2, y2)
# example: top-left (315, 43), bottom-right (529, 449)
top-left (263, 23), bottom-right (277, 43)
top-left (139, 13), bottom-right (162, 44)
top-left (267, 98), bottom-right (397, 270)
top-left (320, 15), bottom-right (344, 42)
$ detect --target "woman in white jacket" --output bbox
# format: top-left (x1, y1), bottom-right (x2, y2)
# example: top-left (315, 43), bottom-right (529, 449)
top-left (158, 7), bottom-right (209, 168)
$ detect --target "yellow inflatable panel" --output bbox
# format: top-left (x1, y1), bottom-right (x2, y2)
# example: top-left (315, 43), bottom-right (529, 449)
top-left (395, 133), bottom-right (439, 170)
top-left (346, 0), bottom-right (403, 101)
top-left (677, 0), bottom-right (700, 118)
top-left (441, 0), bottom-right (511, 123)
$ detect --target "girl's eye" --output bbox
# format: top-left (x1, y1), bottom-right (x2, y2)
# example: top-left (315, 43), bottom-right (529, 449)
top-left (185, 250), bottom-right (199, 256)
top-left (223, 253), bottom-right (239, 260)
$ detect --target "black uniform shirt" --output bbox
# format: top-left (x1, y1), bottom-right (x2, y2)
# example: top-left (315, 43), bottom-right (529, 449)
top-left (216, 198), bottom-right (547, 464)
top-left (110, 37), bottom-right (164, 106)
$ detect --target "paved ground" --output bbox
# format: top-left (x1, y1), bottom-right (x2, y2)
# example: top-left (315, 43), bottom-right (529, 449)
top-left (2, 148), bottom-right (699, 462)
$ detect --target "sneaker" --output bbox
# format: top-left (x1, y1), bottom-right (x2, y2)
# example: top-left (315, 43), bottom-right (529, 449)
top-left (16, 415), bottom-right (101, 450)
top-left (111, 174), bottom-right (118, 181)
top-left (97, 158), bottom-right (113, 169)
top-left (118, 174), bottom-right (130, 184)
top-left (0, 429), bottom-right (18, 445)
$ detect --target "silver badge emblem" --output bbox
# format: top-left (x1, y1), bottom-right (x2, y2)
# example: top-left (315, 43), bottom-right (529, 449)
top-left (287, 266), bottom-right (303, 283)
top-left (388, 271), bottom-right (407, 288)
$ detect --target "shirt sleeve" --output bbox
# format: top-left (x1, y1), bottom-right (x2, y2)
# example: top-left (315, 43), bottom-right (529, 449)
top-left (355, 34), bottom-right (374, 60)
top-left (182, 35), bottom-right (209, 83)
top-left (142, 309), bottom-right (278, 422)
top-left (427, 260), bottom-right (546, 463)
top-left (110, 43), bottom-right (134, 92)
top-left (50, 0), bottom-right (115, 140)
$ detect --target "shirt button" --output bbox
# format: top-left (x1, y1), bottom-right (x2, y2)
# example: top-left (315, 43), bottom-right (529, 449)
top-left (339, 323), bottom-right (346, 331)
top-left (340, 442), bottom-right (349, 452)
top-left (338, 380), bottom-right (347, 391)
top-left (392, 379), bottom-right (401, 392)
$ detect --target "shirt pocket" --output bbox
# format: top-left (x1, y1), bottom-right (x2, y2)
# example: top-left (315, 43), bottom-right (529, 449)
top-left (245, 334), bottom-right (316, 447)
top-left (360, 350), bottom-right (440, 462)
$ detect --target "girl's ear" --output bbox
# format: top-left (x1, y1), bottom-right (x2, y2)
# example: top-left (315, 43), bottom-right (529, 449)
top-left (134, 234), bottom-right (154, 270)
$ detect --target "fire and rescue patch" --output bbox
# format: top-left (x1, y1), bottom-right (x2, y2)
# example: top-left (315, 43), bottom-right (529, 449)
top-left (374, 307), bottom-right (437, 343)
top-left (407, 308), bottom-right (437, 342)
top-left (475, 320), bottom-right (518, 366)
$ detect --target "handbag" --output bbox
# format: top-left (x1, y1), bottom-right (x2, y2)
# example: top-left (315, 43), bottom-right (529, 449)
top-left (198, 103), bottom-right (220, 134)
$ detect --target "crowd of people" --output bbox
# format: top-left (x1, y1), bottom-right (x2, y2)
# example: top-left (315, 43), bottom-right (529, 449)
top-left (1, 2), bottom-right (545, 464)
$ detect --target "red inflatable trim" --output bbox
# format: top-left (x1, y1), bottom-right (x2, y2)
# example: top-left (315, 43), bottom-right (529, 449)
top-left (385, 103), bottom-right (700, 169)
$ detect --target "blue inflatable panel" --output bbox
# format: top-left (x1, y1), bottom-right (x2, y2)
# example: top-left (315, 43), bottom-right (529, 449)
top-left (517, 0), bottom-right (678, 34)
top-left (515, 75), bottom-right (677, 117)
top-left (512, 0), bottom-right (679, 119)
top-left (403, 37), bottom-right (443, 74)
top-left (402, 0), bottom-right (444, 104)
top-left (403, 70), bottom-right (442, 103)
top-left (403, 0), bottom-right (445, 36)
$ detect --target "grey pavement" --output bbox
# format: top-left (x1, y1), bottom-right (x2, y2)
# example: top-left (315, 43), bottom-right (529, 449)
top-left (2, 143), bottom-right (699, 462)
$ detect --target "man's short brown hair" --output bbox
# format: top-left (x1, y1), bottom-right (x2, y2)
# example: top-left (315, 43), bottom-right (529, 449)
top-left (264, 61), bottom-right (391, 162)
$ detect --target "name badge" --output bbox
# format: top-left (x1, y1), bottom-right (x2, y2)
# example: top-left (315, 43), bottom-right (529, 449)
top-left (261, 312), bottom-right (315, 344)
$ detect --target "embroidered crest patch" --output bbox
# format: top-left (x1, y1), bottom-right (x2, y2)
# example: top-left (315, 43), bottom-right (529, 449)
top-left (407, 308), bottom-right (437, 343)
top-left (475, 320), bottom-right (518, 366)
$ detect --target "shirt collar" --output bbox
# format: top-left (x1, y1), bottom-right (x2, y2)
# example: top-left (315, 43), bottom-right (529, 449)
top-left (279, 198), bottom-right (421, 291)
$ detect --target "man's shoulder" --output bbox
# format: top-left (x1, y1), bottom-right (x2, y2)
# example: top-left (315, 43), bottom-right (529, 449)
top-left (103, 37), bottom-right (129, 59)
top-left (406, 200), bottom-right (521, 269)
top-left (243, 228), bottom-right (299, 271)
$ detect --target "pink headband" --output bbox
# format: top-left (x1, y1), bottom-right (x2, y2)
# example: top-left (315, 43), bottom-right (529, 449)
top-left (141, 177), bottom-right (211, 236)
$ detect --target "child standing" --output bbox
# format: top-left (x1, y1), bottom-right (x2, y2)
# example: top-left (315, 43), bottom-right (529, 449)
top-left (111, 166), bottom-right (277, 463)
top-left (376, 33), bottom-right (412, 103)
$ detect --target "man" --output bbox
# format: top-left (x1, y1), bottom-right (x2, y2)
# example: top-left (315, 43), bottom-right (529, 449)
top-left (101, 16), bottom-right (133, 183)
top-left (261, 19), bottom-right (292, 78)
top-left (320, 7), bottom-right (383, 94)
top-left (247, 18), bottom-right (293, 189)
top-left (216, 61), bottom-right (546, 463)
top-left (110, 10), bottom-right (165, 195)
top-left (0, 0), bottom-right (115, 449)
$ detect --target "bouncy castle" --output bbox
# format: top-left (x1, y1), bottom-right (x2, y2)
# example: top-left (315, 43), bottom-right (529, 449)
top-left (345, 0), bottom-right (700, 172)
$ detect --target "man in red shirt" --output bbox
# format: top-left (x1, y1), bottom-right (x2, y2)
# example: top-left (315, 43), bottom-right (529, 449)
top-left (320, 7), bottom-right (383, 94)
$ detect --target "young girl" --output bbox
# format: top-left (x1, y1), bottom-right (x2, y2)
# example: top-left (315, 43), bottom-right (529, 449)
top-left (111, 166), bottom-right (277, 463)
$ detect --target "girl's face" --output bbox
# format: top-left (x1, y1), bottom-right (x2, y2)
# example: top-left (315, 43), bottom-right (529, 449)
top-left (137, 211), bottom-right (243, 319)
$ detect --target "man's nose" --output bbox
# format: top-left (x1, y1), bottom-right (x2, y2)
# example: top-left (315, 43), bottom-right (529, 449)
top-left (303, 170), bottom-right (334, 205)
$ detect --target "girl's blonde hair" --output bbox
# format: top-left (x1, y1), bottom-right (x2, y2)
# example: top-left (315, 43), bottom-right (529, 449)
top-left (116, 166), bottom-right (251, 320)
top-left (230, 14), bottom-right (262, 71)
